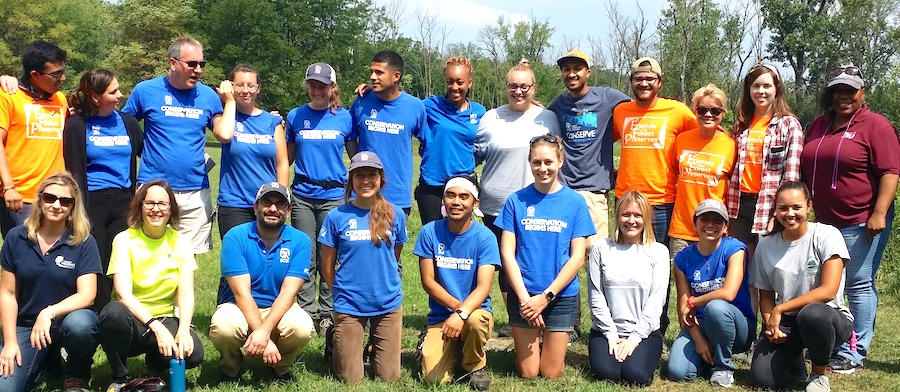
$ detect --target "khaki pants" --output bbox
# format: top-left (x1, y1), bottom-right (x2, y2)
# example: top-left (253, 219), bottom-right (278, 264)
top-left (209, 302), bottom-right (314, 376)
top-left (577, 190), bottom-right (610, 247)
top-left (333, 307), bottom-right (403, 383)
top-left (173, 188), bottom-right (213, 253)
top-left (421, 309), bottom-right (494, 383)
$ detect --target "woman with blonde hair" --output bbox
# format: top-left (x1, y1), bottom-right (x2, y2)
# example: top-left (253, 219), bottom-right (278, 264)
top-left (587, 190), bottom-right (668, 386)
top-left (0, 172), bottom-right (101, 391)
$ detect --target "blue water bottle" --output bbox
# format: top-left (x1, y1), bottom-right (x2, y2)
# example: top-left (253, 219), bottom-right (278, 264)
top-left (169, 358), bottom-right (186, 392)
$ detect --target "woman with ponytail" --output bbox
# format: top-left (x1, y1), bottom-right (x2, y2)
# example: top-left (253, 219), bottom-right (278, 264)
top-left (319, 151), bottom-right (408, 383)
top-left (63, 68), bottom-right (143, 311)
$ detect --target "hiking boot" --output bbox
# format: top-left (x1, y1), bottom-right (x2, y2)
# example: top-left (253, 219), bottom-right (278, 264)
top-left (105, 379), bottom-right (127, 392)
top-left (497, 325), bottom-right (512, 337)
top-left (709, 370), bottom-right (734, 387)
top-left (272, 368), bottom-right (294, 384)
top-left (805, 373), bottom-right (831, 392)
top-left (323, 323), bottom-right (335, 363)
top-left (63, 378), bottom-right (90, 392)
top-left (469, 367), bottom-right (490, 391)
top-left (317, 315), bottom-right (334, 336)
top-left (827, 356), bottom-right (862, 374)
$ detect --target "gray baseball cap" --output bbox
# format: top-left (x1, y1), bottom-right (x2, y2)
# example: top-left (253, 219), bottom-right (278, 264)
top-left (349, 151), bottom-right (383, 171)
top-left (256, 182), bottom-right (290, 203)
top-left (694, 199), bottom-right (728, 221)
top-left (305, 62), bottom-right (336, 85)
top-left (826, 64), bottom-right (864, 90)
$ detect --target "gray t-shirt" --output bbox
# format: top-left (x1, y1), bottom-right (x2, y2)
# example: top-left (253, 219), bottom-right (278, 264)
top-left (474, 104), bottom-right (561, 216)
top-left (751, 222), bottom-right (851, 318)
top-left (548, 87), bottom-right (631, 191)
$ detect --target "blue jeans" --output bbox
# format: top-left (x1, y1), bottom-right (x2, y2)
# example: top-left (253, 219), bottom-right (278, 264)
top-left (291, 195), bottom-right (342, 320)
top-left (667, 300), bottom-right (755, 381)
top-left (836, 204), bottom-right (894, 363)
top-left (0, 202), bottom-right (31, 238)
top-left (652, 203), bottom-right (673, 246)
top-left (0, 309), bottom-right (98, 391)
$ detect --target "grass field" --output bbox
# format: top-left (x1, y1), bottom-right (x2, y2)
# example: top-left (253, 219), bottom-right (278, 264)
top-left (33, 142), bottom-right (900, 391)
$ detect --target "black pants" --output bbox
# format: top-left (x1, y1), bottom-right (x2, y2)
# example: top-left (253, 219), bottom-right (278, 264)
top-left (750, 303), bottom-right (852, 389)
top-left (482, 215), bottom-right (512, 293)
top-left (99, 302), bottom-right (204, 380)
top-left (86, 188), bottom-right (132, 311)
top-left (589, 329), bottom-right (663, 386)
top-left (217, 205), bottom-right (255, 239)
top-left (414, 179), bottom-right (444, 226)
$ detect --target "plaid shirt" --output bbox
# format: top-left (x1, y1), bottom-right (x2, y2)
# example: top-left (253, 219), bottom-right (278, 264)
top-left (726, 115), bottom-right (804, 233)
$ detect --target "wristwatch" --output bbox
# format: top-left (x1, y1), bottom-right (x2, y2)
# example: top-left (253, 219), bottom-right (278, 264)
top-left (543, 289), bottom-right (556, 302)
top-left (455, 309), bottom-right (469, 321)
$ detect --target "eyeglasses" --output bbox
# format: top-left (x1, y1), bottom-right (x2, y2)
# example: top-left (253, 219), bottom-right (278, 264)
top-left (506, 83), bottom-right (533, 92)
top-left (173, 58), bottom-right (207, 69)
top-left (39, 69), bottom-right (66, 81)
top-left (631, 76), bottom-right (658, 84)
top-left (529, 133), bottom-right (559, 145)
top-left (259, 199), bottom-right (289, 209)
top-left (41, 192), bottom-right (74, 207)
top-left (142, 201), bottom-right (171, 211)
top-left (233, 83), bottom-right (258, 92)
top-left (829, 66), bottom-right (862, 80)
top-left (696, 106), bottom-right (724, 116)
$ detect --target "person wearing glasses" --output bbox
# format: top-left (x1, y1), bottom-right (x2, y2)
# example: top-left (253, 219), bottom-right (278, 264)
top-left (0, 173), bottom-right (101, 392)
top-left (62, 69), bottom-right (143, 312)
top-left (98, 179), bottom-right (204, 391)
top-left (666, 84), bottom-right (736, 256)
top-left (122, 36), bottom-right (224, 254)
top-left (497, 135), bottom-right (594, 379)
top-left (800, 65), bottom-right (900, 374)
top-left (213, 64), bottom-right (288, 237)
top-left (0, 40), bottom-right (69, 237)
top-left (726, 62), bottom-right (802, 262)
top-left (474, 61), bottom-right (560, 337)
top-left (286, 62), bottom-right (354, 335)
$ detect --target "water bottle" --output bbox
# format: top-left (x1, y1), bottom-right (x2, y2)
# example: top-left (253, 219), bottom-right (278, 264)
top-left (169, 358), bottom-right (186, 392)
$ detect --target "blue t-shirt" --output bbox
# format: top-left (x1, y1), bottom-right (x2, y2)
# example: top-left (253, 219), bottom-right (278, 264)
top-left (318, 203), bottom-right (408, 316)
top-left (85, 111), bottom-right (132, 191)
top-left (674, 236), bottom-right (754, 319)
top-left (497, 185), bottom-right (595, 297)
top-left (122, 76), bottom-right (223, 190)
top-left (414, 219), bottom-right (500, 325)
top-left (419, 95), bottom-right (486, 186)
top-left (218, 222), bottom-right (311, 308)
top-left (217, 111), bottom-right (283, 208)
top-left (0, 226), bottom-right (101, 325)
top-left (349, 92), bottom-right (428, 208)
top-left (285, 105), bottom-right (353, 200)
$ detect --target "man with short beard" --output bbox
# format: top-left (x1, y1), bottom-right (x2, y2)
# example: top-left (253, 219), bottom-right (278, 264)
top-left (209, 182), bottom-right (315, 383)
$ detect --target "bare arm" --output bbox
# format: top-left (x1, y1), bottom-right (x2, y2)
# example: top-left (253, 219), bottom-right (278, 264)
top-left (274, 123), bottom-right (290, 186)
top-left (0, 127), bottom-right (23, 212)
top-left (691, 250), bottom-right (747, 306)
top-left (345, 139), bottom-right (358, 158)
top-left (226, 274), bottom-right (264, 331)
top-left (212, 81), bottom-right (236, 143)
top-left (868, 174), bottom-right (899, 238)
top-left (0, 270), bottom-right (22, 373)
top-left (419, 257), bottom-right (462, 310)
top-left (321, 245), bottom-right (336, 290)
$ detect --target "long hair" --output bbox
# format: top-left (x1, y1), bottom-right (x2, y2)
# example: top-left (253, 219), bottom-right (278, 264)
top-left (613, 191), bottom-right (656, 245)
top-left (344, 169), bottom-right (395, 247)
top-left (68, 68), bottom-right (116, 116)
top-left (24, 172), bottom-right (91, 245)
top-left (768, 181), bottom-right (811, 236)
top-left (734, 63), bottom-right (795, 133)
top-left (528, 134), bottom-right (564, 161)
top-left (506, 60), bottom-right (542, 107)
top-left (126, 179), bottom-right (181, 229)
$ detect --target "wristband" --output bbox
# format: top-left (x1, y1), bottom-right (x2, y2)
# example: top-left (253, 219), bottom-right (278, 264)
top-left (2, 186), bottom-right (14, 195)
top-left (144, 317), bottom-right (159, 329)
top-left (687, 296), bottom-right (696, 309)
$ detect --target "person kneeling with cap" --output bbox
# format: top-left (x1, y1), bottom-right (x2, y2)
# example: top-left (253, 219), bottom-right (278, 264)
top-left (209, 182), bottom-right (315, 383)
top-left (414, 175), bottom-right (499, 390)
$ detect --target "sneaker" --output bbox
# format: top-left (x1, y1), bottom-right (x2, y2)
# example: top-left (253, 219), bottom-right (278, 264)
top-left (218, 370), bottom-right (240, 384)
top-left (272, 368), bottom-right (294, 384)
top-left (468, 367), bottom-right (490, 391)
top-left (709, 370), bottom-right (734, 387)
top-left (63, 378), bottom-right (90, 392)
top-left (827, 356), bottom-right (862, 374)
top-left (568, 328), bottom-right (581, 344)
top-left (105, 380), bottom-right (127, 392)
top-left (805, 373), bottom-right (831, 392)
top-left (497, 325), bottom-right (512, 337)
top-left (317, 315), bottom-right (334, 336)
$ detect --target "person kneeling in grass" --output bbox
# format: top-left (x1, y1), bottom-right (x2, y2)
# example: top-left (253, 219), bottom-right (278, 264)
top-left (414, 175), bottom-right (499, 390)
top-left (209, 183), bottom-right (315, 383)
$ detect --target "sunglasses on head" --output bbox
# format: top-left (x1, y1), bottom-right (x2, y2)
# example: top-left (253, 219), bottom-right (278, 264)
top-left (529, 134), bottom-right (558, 145)
top-left (829, 66), bottom-right (862, 80)
top-left (696, 106), bottom-right (724, 116)
top-left (748, 62), bottom-right (781, 81)
top-left (41, 192), bottom-right (74, 207)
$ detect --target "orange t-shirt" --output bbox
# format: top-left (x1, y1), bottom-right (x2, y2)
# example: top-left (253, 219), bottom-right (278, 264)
top-left (667, 128), bottom-right (736, 241)
top-left (0, 89), bottom-right (67, 202)
top-left (739, 115), bottom-right (771, 194)
top-left (613, 98), bottom-right (698, 204)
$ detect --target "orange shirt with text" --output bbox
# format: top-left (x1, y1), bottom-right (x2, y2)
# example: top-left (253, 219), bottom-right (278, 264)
top-left (739, 115), bottom-right (771, 194)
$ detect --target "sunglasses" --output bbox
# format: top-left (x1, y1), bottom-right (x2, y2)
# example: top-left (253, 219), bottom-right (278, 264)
top-left (259, 199), bottom-right (290, 209)
top-left (829, 66), bottom-right (862, 80)
top-left (529, 134), bottom-right (558, 145)
top-left (696, 106), bottom-right (724, 116)
top-left (173, 58), bottom-right (207, 69)
top-left (41, 192), bottom-right (75, 207)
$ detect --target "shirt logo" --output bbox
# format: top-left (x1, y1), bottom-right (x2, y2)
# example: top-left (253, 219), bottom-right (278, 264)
top-left (526, 206), bottom-right (535, 217)
top-left (621, 116), bottom-right (668, 149)
top-left (319, 226), bottom-right (326, 237)
top-left (470, 113), bottom-right (477, 124)
top-left (370, 109), bottom-right (377, 119)
top-left (842, 132), bottom-right (856, 140)
top-left (279, 247), bottom-right (290, 264)
top-left (348, 219), bottom-right (357, 229)
top-left (303, 119), bottom-right (311, 129)
top-left (693, 269), bottom-right (702, 281)
top-left (437, 243), bottom-right (445, 255)
top-left (91, 125), bottom-right (101, 135)
top-left (164, 95), bottom-right (173, 105)
top-left (235, 122), bottom-right (244, 133)
top-left (806, 258), bottom-right (818, 271)
top-left (54, 255), bottom-right (75, 270)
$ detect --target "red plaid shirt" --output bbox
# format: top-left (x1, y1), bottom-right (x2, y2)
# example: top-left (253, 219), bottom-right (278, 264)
top-left (726, 115), bottom-right (804, 233)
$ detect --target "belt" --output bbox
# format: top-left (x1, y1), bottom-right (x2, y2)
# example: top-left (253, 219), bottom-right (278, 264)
top-left (292, 174), bottom-right (345, 189)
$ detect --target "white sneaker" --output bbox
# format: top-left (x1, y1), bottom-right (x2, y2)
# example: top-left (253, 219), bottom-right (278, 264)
top-left (709, 370), bottom-right (734, 387)
top-left (805, 373), bottom-right (830, 392)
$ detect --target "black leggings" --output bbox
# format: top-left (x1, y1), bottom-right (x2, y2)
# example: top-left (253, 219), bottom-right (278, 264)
top-left (414, 179), bottom-right (444, 225)
top-left (86, 188), bottom-right (131, 311)
top-left (750, 303), bottom-right (852, 389)
top-left (588, 329), bottom-right (663, 386)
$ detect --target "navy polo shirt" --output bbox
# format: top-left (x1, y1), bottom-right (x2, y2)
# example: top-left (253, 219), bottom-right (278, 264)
top-left (0, 226), bottom-right (101, 326)
top-left (218, 221), bottom-right (311, 307)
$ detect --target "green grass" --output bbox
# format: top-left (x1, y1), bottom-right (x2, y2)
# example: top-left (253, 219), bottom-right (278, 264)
top-left (31, 143), bottom-right (900, 391)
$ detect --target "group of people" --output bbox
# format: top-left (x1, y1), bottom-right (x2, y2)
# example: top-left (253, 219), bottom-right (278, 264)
top-left (0, 32), bottom-right (895, 392)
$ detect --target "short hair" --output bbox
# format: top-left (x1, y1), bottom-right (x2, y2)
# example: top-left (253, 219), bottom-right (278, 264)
top-left (69, 68), bottom-right (116, 116)
top-left (445, 57), bottom-right (473, 77)
top-left (24, 172), bottom-right (90, 246)
top-left (691, 84), bottom-right (728, 110)
top-left (127, 179), bottom-right (181, 229)
top-left (613, 191), bottom-right (656, 245)
top-left (227, 64), bottom-right (258, 81)
top-left (167, 36), bottom-right (203, 59)
top-left (371, 50), bottom-right (404, 76)
top-left (22, 40), bottom-right (67, 74)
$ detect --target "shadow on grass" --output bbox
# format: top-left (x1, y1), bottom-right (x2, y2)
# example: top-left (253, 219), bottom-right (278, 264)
top-left (863, 359), bottom-right (900, 374)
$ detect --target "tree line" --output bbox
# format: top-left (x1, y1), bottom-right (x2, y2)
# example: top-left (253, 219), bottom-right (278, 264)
top-left (1, 0), bottom-right (898, 127)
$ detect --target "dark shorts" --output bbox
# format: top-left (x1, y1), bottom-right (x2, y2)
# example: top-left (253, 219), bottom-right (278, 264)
top-left (730, 193), bottom-right (759, 246)
top-left (507, 295), bottom-right (577, 332)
